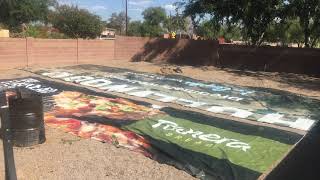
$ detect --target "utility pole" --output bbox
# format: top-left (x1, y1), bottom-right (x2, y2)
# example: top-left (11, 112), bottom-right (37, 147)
top-left (125, 0), bottom-right (128, 36)
top-left (169, 12), bottom-right (172, 32)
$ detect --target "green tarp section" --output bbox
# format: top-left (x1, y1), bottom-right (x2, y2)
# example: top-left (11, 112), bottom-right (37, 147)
top-left (125, 108), bottom-right (301, 180)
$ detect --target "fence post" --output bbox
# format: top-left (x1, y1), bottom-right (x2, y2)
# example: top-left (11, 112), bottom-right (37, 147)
top-left (76, 38), bottom-right (79, 64)
top-left (26, 37), bottom-right (33, 67)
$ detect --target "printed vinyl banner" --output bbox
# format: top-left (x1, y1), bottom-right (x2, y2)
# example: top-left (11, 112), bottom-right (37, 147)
top-left (0, 77), bottom-right (303, 180)
top-left (29, 65), bottom-right (320, 131)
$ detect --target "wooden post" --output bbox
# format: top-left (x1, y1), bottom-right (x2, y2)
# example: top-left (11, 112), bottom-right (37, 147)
top-left (1, 105), bottom-right (17, 180)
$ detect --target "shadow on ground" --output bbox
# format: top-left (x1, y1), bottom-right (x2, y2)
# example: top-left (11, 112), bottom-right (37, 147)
top-left (222, 69), bottom-right (320, 92)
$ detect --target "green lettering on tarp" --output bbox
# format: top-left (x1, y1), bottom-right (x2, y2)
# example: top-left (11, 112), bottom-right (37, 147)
top-left (124, 112), bottom-right (300, 179)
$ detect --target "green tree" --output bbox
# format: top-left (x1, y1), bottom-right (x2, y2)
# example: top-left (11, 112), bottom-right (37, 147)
top-left (165, 12), bottom-right (187, 34)
top-left (107, 12), bottom-right (129, 35)
top-left (287, 20), bottom-right (304, 46)
top-left (265, 18), bottom-right (304, 47)
top-left (196, 20), bottom-right (242, 41)
top-left (140, 7), bottom-right (167, 37)
top-left (0, 0), bottom-right (56, 30)
top-left (10, 24), bottom-right (67, 39)
top-left (139, 23), bottom-right (163, 37)
top-left (50, 5), bottom-right (103, 39)
top-left (287, 0), bottom-right (320, 47)
top-left (183, 0), bottom-right (285, 45)
top-left (221, 25), bottom-right (242, 42)
top-left (195, 20), bottom-right (218, 40)
top-left (143, 7), bottom-right (167, 26)
top-left (127, 20), bottom-right (143, 36)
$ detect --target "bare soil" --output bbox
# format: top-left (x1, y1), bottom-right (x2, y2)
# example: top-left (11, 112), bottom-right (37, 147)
top-left (0, 60), bottom-right (319, 180)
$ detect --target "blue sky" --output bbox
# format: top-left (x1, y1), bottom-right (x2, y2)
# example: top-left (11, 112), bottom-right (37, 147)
top-left (58, 0), bottom-right (178, 21)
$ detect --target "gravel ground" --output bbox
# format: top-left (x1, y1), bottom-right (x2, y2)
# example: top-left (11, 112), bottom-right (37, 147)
top-left (0, 127), bottom-right (196, 180)
top-left (0, 60), bottom-right (319, 180)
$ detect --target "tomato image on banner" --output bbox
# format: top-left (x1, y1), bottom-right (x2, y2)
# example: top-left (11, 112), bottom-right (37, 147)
top-left (44, 116), bottom-right (153, 157)
top-left (51, 91), bottom-right (159, 121)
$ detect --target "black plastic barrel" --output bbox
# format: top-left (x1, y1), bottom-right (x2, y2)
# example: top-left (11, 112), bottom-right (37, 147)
top-left (8, 92), bottom-right (46, 147)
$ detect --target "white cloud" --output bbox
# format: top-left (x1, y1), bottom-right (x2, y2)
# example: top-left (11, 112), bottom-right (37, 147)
top-left (90, 5), bottom-right (108, 11)
top-left (129, 8), bottom-right (143, 12)
top-left (57, 0), bottom-right (70, 5)
top-left (128, 0), bottom-right (152, 7)
top-left (163, 4), bottom-right (176, 11)
top-left (57, 0), bottom-right (78, 6)
top-left (57, 1), bottom-right (107, 12)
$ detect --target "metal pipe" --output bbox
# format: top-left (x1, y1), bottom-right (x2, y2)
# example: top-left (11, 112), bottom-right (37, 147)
top-left (1, 103), bottom-right (17, 180)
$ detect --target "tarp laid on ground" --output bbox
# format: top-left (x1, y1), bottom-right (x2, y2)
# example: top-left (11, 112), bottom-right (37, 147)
top-left (29, 64), bottom-right (320, 131)
top-left (0, 77), bottom-right (303, 180)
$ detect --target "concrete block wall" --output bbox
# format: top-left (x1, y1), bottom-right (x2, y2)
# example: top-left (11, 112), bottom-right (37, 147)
top-left (114, 36), bottom-right (150, 60)
top-left (0, 36), bottom-right (320, 76)
top-left (28, 38), bottom-right (78, 65)
top-left (218, 45), bottom-right (320, 75)
top-left (0, 38), bottom-right (27, 68)
top-left (78, 39), bottom-right (114, 63)
top-left (0, 37), bottom-right (115, 68)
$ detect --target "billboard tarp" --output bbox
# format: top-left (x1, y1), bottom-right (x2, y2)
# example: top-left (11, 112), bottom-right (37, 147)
top-left (0, 77), bottom-right (303, 179)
